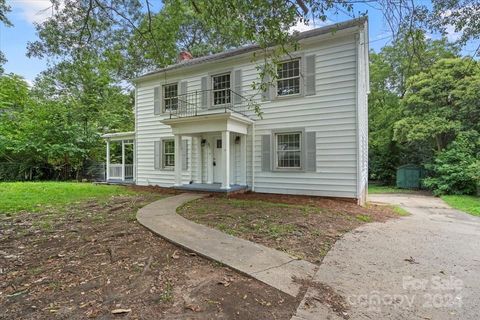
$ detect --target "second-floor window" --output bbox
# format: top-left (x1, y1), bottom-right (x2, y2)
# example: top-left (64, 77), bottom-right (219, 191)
top-left (277, 59), bottom-right (300, 96)
top-left (212, 73), bottom-right (231, 105)
top-left (163, 83), bottom-right (178, 112)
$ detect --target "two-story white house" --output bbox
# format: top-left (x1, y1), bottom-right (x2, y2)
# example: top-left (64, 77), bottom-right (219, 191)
top-left (102, 17), bottom-right (369, 205)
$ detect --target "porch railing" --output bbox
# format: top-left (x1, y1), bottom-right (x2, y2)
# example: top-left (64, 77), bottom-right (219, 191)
top-left (168, 89), bottom-right (253, 119)
top-left (109, 164), bottom-right (123, 179)
top-left (125, 164), bottom-right (134, 179)
top-left (109, 164), bottom-right (134, 180)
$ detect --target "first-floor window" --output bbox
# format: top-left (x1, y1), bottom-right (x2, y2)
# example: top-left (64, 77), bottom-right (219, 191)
top-left (163, 139), bottom-right (175, 168)
top-left (276, 132), bottom-right (301, 168)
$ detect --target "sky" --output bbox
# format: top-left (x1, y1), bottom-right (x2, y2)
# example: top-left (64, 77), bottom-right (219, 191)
top-left (0, 0), bottom-right (475, 84)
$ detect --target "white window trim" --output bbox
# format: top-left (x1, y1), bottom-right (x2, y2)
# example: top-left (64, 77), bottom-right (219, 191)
top-left (272, 129), bottom-right (305, 171)
top-left (275, 57), bottom-right (304, 99)
top-left (162, 82), bottom-right (178, 113)
top-left (211, 72), bottom-right (232, 108)
top-left (162, 138), bottom-right (175, 170)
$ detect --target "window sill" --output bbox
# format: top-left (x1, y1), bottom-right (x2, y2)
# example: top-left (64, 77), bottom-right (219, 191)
top-left (274, 93), bottom-right (303, 101)
top-left (273, 167), bottom-right (304, 172)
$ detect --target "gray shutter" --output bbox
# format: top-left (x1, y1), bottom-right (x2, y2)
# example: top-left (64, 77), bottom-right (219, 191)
top-left (154, 140), bottom-right (161, 169)
top-left (180, 81), bottom-right (187, 112)
top-left (201, 76), bottom-right (208, 108)
top-left (261, 72), bottom-right (271, 101)
top-left (305, 132), bottom-right (316, 172)
top-left (261, 134), bottom-right (271, 171)
top-left (182, 140), bottom-right (188, 171)
top-left (305, 55), bottom-right (316, 96)
top-left (154, 86), bottom-right (161, 114)
top-left (233, 69), bottom-right (242, 105)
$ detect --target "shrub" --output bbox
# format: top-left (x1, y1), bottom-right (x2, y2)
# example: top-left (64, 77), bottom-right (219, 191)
top-left (424, 132), bottom-right (480, 195)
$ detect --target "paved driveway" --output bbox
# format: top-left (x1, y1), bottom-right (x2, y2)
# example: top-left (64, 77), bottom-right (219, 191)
top-left (295, 194), bottom-right (480, 320)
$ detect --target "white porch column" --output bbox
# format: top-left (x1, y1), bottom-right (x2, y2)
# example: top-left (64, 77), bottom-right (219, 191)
top-left (106, 140), bottom-right (110, 181)
top-left (121, 140), bottom-right (125, 181)
top-left (221, 131), bottom-right (231, 189)
top-left (206, 138), bottom-right (213, 184)
top-left (240, 133), bottom-right (247, 186)
top-left (194, 136), bottom-right (202, 183)
top-left (174, 134), bottom-right (183, 186)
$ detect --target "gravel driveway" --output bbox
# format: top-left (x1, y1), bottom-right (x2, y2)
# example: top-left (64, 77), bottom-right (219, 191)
top-left (296, 194), bottom-right (480, 320)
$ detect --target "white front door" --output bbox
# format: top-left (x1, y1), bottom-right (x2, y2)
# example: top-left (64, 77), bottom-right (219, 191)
top-left (213, 137), bottom-right (223, 183)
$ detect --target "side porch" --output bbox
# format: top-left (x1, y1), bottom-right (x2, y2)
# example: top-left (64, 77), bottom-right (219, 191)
top-left (102, 131), bottom-right (136, 183)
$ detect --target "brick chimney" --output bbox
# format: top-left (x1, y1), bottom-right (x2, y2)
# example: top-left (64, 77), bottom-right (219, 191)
top-left (178, 51), bottom-right (193, 62)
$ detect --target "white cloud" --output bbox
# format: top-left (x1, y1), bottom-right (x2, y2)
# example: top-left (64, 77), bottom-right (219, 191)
top-left (11, 0), bottom-right (54, 24)
top-left (289, 19), bottom-right (332, 34)
top-left (24, 78), bottom-right (34, 87)
top-left (444, 24), bottom-right (462, 42)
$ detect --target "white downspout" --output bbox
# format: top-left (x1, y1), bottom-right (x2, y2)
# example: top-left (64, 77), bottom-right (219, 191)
top-left (251, 123), bottom-right (255, 192)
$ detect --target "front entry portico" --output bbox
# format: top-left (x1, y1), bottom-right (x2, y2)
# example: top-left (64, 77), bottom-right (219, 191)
top-left (162, 112), bottom-right (252, 190)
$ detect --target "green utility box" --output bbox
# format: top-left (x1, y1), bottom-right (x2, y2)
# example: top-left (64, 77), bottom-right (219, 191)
top-left (396, 164), bottom-right (425, 189)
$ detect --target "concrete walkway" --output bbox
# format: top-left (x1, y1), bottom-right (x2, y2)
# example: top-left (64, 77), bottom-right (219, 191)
top-left (292, 193), bottom-right (480, 320)
top-left (137, 193), bottom-right (317, 297)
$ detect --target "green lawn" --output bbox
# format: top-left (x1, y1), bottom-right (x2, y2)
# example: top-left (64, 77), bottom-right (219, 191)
top-left (368, 184), bottom-right (414, 194)
top-left (441, 195), bottom-right (480, 217)
top-left (0, 182), bottom-right (134, 214)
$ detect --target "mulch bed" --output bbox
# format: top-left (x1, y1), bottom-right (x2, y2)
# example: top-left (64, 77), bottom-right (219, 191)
top-left (178, 192), bottom-right (399, 265)
top-left (0, 189), bottom-right (297, 319)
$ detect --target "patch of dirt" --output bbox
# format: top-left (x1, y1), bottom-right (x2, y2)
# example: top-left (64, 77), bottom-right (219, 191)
top-left (178, 192), bottom-right (400, 265)
top-left (295, 278), bottom-right (350, 319)
top-left (0, 191), bottom-right (297, 319)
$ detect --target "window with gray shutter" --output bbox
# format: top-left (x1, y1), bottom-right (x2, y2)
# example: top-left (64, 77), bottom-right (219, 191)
top-left (154, 140), bottom-right (161, 169)
top-left (305, 132), bottom-right (317, 172)
top-left (182, 140), bottom-right (188, 171)
top-left (276, 59), bottom-right (301, 96)
top-left (261, 135), bottom-right (271, 171)
top-left (233, 69), bottom-right (242, 104)
top-left (162, 139), bottom-right (175, 169)
top-left (305, 55), bottom-right (316, 96)
top-left (201, 76), bottom-right (208, 108)
top-left (153, 87), bottom-right (161, 115)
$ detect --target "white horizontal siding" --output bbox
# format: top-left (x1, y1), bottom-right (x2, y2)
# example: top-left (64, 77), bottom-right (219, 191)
top-left (135, 33), bottom-right (362, 199)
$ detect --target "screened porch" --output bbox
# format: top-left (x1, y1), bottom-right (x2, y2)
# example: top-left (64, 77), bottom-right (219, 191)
top-left (102, 131), bottom-right (136, 183)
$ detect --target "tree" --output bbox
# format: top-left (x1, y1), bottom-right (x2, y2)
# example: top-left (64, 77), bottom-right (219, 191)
top-left (394, 58), bottom-right (480, 152)
top-left (368, 31), bottom-right (459, 183)
top-left (430, 0), bottom-right (480, 46)
top-left (0, 54), bottom-right (134, 180)
top-left (129, 0), bottom-right (247, 70)
top-left (31, 53), bottom-right (134, 169)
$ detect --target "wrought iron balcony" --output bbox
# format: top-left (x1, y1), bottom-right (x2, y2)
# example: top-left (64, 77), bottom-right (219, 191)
top-left (166, 89), bottom-right (253, 119)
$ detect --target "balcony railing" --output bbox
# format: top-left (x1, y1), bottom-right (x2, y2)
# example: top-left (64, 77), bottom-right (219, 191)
top-left (167, 89), bottom-right (252, 119)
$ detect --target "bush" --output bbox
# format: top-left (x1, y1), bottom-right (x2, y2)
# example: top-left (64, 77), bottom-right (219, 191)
top-left (424, 132), bottom-right (480, 195)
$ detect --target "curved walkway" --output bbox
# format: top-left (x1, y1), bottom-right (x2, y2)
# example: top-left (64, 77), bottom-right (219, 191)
top-left (293, 194), bottom-right (480, 320)
top-left (137, 193), bottom-right (317, 298)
